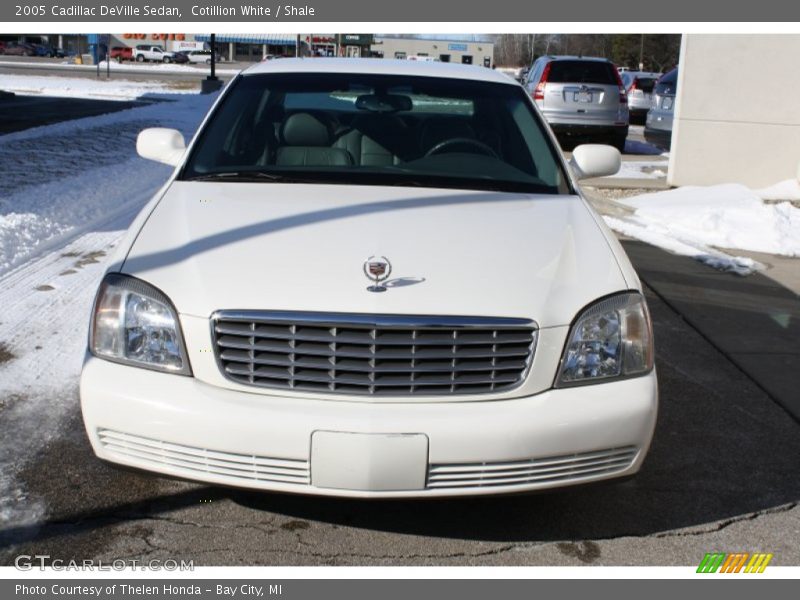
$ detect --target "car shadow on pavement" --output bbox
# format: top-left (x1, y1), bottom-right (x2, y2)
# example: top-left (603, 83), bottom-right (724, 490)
top-left (0, 285), bottom-right (798, 559)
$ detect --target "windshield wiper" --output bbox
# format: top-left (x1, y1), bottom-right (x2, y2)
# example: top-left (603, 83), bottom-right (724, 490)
top-left (183, 171), bottom-right (310, 183)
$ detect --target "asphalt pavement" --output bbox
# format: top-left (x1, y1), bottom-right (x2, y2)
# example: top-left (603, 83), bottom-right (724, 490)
top-left (0, 94), bottom-right (145, 134)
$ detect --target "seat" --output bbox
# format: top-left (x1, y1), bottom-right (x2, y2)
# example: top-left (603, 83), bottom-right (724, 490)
top-left (275, 113), bottom-right (354, 167)
top-left (334, 114), bottom-right (407, 167)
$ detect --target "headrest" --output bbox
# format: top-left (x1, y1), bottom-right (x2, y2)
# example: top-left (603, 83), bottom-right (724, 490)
top-left (281, 113), bottom-right (331, 147)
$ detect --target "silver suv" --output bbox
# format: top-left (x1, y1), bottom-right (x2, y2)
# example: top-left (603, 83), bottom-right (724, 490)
top-left (644, 68), bottom-right (677, 151)
top-left (621, 71), bottom-right (662, 124)
top-left (524, 56), bottom-right (629, 151)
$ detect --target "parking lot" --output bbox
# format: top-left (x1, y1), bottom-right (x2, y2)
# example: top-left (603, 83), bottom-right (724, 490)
top-left (0, 85), bottom-right (798, 567)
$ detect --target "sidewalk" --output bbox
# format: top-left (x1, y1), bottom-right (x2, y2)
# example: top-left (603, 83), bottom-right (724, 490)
top-left (622, 240), bottom-right (800, 422)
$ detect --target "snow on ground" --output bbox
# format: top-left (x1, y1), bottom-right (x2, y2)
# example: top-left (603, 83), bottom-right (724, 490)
top-left (608, 160), bottom-right (668, 180)
top-left (0, 58), bottom-right (241, 76)
top-left (1, 73), bottom-right (200, 101)
top-left (0, 82), bottom-right (215, 530)
top-left (604, 183), bottom-right (800, 274)
top-left (755, 178), bottom-right (800, 202)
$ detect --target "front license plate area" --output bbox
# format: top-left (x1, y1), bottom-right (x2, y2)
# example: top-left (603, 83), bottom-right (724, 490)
top-left (311, 431), bottom-right (428, 491)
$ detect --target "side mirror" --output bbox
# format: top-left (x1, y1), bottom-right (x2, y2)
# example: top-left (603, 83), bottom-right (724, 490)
top-left (136, 128), bottom-right (185, 166)
top-left (569, 144), bottom-right (621, 180)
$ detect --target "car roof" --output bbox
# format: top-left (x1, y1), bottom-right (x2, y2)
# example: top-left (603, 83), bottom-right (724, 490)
top-left (541, 55), bottom-right (613, 63)
top-left (241, 58), bottom-right (515, 85)
top-left (623, 71), bottom-right (662, 77)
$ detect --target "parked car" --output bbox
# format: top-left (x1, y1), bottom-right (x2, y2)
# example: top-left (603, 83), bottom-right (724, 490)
top-left (133, 45), bottom-right (176, 63)
top-left (524, 55), bottom-right (629, 151)
top-left (171, 51), bottom-right (190, 64)
top-left (2, 42), bottom-right (37, 57)
top-left (186, 49), bottom-right (221, 64)
top-left (621, 71), bottom-right (662, 124)
top-left (110, 46), bottom-right (133, 62)
top-left (81, 58), bottom-right (657, 498)
top-left (645, 68), bottom-right (678, 151)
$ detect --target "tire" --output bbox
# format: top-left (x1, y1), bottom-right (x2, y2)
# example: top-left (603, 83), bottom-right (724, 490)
top-left (136, 54), bottom-right (144, 62)
top-left (205, 58), bottom-right (211, 64)
top-left (607, 135), bottom-right (627, 154)
top-left (163, 57), bottom-right (171, 63)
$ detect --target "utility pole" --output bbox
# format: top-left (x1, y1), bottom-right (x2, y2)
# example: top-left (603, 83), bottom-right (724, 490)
top-left (639, 34), bottom-right (645, 70)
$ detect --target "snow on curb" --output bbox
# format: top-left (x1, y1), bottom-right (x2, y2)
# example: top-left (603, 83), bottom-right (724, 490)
top-left (0, 58), bottom-right (241, 76)
top-left (604, 183), bottom-right (800, 275)
top-left (0, 73), bottom-right (201, 101)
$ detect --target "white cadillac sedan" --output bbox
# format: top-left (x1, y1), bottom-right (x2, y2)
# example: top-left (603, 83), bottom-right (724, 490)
top-left (81, 59), bottom-right (657, 498)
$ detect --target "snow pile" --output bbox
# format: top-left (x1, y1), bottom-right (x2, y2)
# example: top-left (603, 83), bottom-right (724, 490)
top-left (0, 73), bottom-right (202, 100)
top-left (608, 160), bottom-right (668, 180)
top-left (604, 183), bottom-right (800, 275)
top-left (754, 178), bottom-right (800, 202)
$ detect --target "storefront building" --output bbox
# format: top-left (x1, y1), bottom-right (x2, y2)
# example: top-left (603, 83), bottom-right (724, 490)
top-left (371, 37), bottom-right (495, 67)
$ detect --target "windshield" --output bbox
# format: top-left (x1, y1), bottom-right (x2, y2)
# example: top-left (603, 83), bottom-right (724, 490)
top-left (180, 72), bottom-right (569, 194)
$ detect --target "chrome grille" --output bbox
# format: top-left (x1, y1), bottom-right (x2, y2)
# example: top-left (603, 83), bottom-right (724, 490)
top-left (98, 429), bottom-right (310, 486)
top-left (427, 446), bottom-right (638, 489)
top-left (212, 311), bottom-right (537, 396)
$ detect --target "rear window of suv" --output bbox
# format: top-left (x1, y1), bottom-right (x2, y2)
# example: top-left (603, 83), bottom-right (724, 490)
top-left (654, 69), bottom-right (678, 95)
top-left (546, 60), bottom-right (618, 85)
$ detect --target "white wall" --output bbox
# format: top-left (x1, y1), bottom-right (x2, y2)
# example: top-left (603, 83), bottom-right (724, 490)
top-left (669, 34), bottom-right (800, 188)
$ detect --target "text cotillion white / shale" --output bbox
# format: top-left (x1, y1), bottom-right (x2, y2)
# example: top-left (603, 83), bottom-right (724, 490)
top-left (192, 4), bottom-right (316, 16)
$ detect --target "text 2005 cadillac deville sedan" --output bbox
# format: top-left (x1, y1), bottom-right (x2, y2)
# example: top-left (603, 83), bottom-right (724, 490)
top-left (80, 58), bottom-right (657, 497)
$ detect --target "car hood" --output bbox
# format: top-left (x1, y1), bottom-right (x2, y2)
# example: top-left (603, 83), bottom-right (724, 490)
top-left (121, 182), bottom-right (628, 327)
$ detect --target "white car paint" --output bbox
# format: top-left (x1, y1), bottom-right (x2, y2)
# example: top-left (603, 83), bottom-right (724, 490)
top-left (81, 58), bottom-right (657, 497)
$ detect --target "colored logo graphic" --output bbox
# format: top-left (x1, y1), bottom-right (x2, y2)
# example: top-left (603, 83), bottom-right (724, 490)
top-left (697, 552), bottom-right (773, 573)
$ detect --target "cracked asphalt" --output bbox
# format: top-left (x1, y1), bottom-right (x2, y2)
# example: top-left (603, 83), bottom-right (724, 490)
top-left (1, 285), bottom-right (798, 566)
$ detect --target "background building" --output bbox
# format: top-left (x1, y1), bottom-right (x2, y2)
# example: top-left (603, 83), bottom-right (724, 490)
top-left (372, 36), bottom-right (495, 67)
top-left (670, 34), bottom-right (800, 187)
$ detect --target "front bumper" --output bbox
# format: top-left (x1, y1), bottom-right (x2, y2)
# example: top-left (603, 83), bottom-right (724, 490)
top-left (81, 357), bottom-right (658, 498)
top-left (550, 123), bottom-right (628, 144)
top-left (644, 126), bottom-right (673, 151)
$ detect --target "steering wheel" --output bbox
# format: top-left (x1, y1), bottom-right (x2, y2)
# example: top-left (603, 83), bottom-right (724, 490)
top-left (424, 137), bottom-right (500, 159)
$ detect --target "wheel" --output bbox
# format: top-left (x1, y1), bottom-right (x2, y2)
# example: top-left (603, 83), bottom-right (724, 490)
top-left (205, 58), bottom-right (211, 64)
top-left (608, 136), bottom-right (627, 154)
top-left (136, 54), bottom-right (144, 62)
top-left (163, 57), bottom-right (171, 63)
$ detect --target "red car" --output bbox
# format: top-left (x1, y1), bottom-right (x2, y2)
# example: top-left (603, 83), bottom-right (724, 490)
top-left (2, 42), bottom-right (37, 56)
top-left (109, 46), bottom-right (133, 61)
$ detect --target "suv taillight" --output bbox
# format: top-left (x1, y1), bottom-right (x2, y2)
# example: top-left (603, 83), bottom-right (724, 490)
top-left (533, 62), bottom-right (551, 101)
top-left (628, 78), bottom-right (638, 93)
top-left (613, 68), bottom-right (628, 104)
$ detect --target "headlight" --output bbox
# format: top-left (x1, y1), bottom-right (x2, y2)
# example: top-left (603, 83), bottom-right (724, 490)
top-left (90, 273), bottom-right (191, 375)
top-left (556, 292), bottom-right (653, 386)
